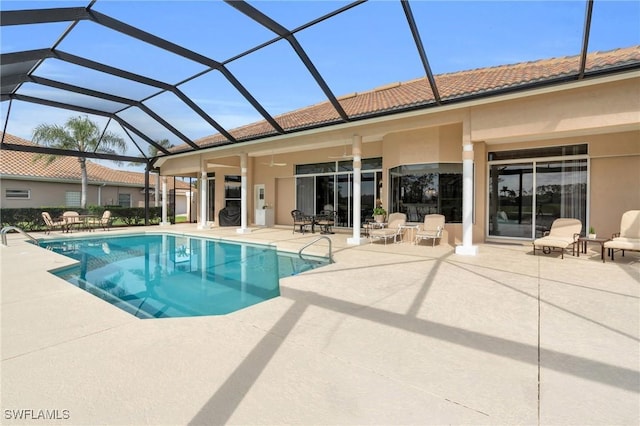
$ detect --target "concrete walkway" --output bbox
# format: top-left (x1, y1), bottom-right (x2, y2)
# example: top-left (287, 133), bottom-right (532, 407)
top-left (1, 225), bottom-right (638, 425)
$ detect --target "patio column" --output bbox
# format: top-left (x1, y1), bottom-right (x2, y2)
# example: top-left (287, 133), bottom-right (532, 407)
top-left (160, 176), bottom-right (170, 226)
top-left (347, 135), bottom-right (368, 245)
top-left (154, 172), bottom-right (160, 207)
top-left (198, 166), bottom-right (209, 230)
top-left (455, 142), bottom-right (479, 256)
top-left (237, 152), bottom-right (251, 234)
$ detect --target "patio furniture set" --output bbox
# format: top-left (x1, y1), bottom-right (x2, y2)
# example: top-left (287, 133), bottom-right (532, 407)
top-left (41, 210), bottom-right (112, 234)
top-left (532, 210), bottom-right (640, 262)
top-left (291, 210), bottom-right (445, 247)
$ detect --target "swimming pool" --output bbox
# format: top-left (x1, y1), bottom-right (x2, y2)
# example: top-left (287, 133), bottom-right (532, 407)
top-left (38, 233), bottom-right (330, 319)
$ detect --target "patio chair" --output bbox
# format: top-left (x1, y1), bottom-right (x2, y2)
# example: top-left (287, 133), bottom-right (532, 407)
top-left (62, 211), bottom-right (81, 232)
top-left (291, 210), bottom-right (312, 234)
top-left (370, 212), bottom-right (406, 245)
top-left (87, 210), bottom-right (112, 231)
top-left (603, 210), bottom-right (640, 262)
top-left (415, 214), bottom-right (445, 247)
top-left (532, 218), bottom-right (582, 259)
top-left (41, 212), bottom-right (65, 234)
top-left (315, 210), bottom-right (336, 234)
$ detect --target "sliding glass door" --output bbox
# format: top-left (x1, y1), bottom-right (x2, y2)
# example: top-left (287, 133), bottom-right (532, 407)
top-left (488, 163), bottom-right (534, 238)
top-left (488, 154), bottom-right (587, 239)
top-left (295, 159), bottom-right (382, 228)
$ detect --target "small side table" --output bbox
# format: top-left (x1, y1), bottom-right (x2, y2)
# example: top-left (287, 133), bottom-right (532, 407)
top-left (577, 236), bottom-right (611, 260)
top-left (399, 223), bottom-right (420, 243)
top-left (363, 221), bottom-right (386, 237)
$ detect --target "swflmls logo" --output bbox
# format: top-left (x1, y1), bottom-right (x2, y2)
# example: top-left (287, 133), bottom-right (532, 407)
top-left (4, 409), bottom-right (70, 420)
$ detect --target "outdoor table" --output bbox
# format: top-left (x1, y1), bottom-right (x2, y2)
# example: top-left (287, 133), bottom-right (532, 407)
top-left (576, 236), bottom-right (611, 260)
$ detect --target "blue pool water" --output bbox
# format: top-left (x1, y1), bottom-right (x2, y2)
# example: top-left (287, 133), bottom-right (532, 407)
top-left (38, 233), bottom-right (330, 319)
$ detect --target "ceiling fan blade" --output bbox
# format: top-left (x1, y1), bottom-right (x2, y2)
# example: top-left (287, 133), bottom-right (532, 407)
top-left (328, 154), bottom-right (354, 159)
top-left (263, 153), bottom-right (287, 166)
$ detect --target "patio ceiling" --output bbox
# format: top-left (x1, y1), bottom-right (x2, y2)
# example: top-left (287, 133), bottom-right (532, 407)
top-left (1, 0), bottom-right (639, 167)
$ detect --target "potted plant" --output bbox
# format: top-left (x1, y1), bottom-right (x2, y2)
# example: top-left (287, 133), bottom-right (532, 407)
top-left (373, 207), bottom-right (387, 223)
top-left (588, 226), bottom-right (596, 239)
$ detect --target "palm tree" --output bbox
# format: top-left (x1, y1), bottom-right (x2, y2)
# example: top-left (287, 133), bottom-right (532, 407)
top-left (148, 138), bottom-right (174, 157)
top-left (32, 115), bottom-right (127, 209)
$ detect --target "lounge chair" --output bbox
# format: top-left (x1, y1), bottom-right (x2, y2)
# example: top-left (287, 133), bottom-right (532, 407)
top-left (370, 212), bottom-right (406, 245)
top-left (41, 212), bottom-right (65, 234)
top-left (532, 218), bottom-right (582, 259)
top-left (291, 209), bottom-right (312, 234)
top-left (415, 214), bottom-right (445, 247)
top-left (315, 210), bottom-right (336, 234)
top-left (603, 210), bottom-right (640, 262)
top-left (87, 210), bottom-right (112, 231)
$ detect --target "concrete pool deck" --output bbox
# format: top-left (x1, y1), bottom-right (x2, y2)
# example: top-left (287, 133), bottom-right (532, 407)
top-left (1, 224), bottom-right (639, 425)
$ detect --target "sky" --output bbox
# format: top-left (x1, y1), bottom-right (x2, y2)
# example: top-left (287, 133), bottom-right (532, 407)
top-left (1, 0), bottom-right (639, 171)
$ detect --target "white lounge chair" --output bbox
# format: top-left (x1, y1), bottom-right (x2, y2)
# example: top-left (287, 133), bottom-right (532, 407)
top-left (87, 210), bottom-right (112, 231)
top-left (415, 214), bottom-right (445, 246)
top-left (41, 212), bottom-right (65, 234)
top-left (370, 212), bottom-right (406, 245)
top-left (532, 218), bottom-right (582, 259)
top-left (604, 210), bottom-right (640, 262)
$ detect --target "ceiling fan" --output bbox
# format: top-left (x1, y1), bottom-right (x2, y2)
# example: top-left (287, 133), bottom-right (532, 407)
top-left (261, 153), bottom-right (287, 167)
top-left (328, 144), bottom-right (354, 160)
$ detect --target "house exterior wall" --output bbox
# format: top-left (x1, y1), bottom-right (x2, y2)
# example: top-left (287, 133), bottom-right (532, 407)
top-left (0, 179), bottom-right (145, 208)
top-left (470, 77), bottom-right (639, 143)
top-left (158, 74), bottom-right (639, 244)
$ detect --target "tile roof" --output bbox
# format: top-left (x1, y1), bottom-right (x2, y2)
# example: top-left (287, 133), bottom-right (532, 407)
top-left (187, 46), bottom-right (640, 151)
top-left (0, 133), bottom-right (191, 190)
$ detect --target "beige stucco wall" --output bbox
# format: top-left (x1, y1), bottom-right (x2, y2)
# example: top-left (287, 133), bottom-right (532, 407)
top-left (589, 131), bottom-right (640, 238)
top-left (471, 77), bottom-right (639, 143)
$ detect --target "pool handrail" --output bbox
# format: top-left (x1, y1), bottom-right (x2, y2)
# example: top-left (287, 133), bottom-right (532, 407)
top-left (1, 226), bottom-right (39, 246)
top-left (299, 235), bottom-right (333, 263)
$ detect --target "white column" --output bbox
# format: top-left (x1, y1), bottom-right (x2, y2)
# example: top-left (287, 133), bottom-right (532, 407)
top-left (154, 172), bottom-right (160, 207)
top-left (236, 152), bottom-right (251, 234)
top-left (185, 191), bottom-right (192, 223)
top-left (455, 143), bottom-right (479, 255)
top-left (347, 135), bottom-right (368, 245)
top-left (198, 168), bottom-right (209, 230)
top-left (160, 176), bottom-right (170, 226)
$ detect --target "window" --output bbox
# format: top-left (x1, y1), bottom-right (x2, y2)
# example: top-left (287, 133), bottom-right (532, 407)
top-left (295, 158), bottom-right (383, 227)
top-left (389, 163), bottom-right (463, 223)
top-left (65, 191), bottom-right (81, 207)
top-left (118, 193), bottom-right (131, 207)
top-left (224, 175), bottom-right (241, 209)
top-left (5, 189), bottom-right (30, 199)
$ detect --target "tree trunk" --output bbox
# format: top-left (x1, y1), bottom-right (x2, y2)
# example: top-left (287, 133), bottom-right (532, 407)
top-left (79, 158), bottom-right (88, 209)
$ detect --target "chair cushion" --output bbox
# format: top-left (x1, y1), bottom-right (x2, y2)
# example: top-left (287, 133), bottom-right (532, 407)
top-left (533, 236), bottom-right (575, 249)
top-left (548, 218), bottom-right (582, 238)
top-left (619, 210), bottom-right (640, 239)
top-left (370, 228), bottom-right (399, 237)
top-left (604, 237), bottom-right (640, 251)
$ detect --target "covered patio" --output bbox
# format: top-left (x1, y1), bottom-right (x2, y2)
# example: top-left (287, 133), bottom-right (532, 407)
top-left (2, 226), bottom-right (638, 424)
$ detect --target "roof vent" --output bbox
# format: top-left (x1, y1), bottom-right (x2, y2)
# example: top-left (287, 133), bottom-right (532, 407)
top-left (337, 92), bottom-right (357, 100)
top-left (373, 81), bottom-right (401, 92)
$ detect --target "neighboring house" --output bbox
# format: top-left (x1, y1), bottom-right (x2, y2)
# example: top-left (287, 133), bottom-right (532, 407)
top-left (156, 46), bottom-right (640, 245)
top-left (0, 133), bottom-right (195, 217)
